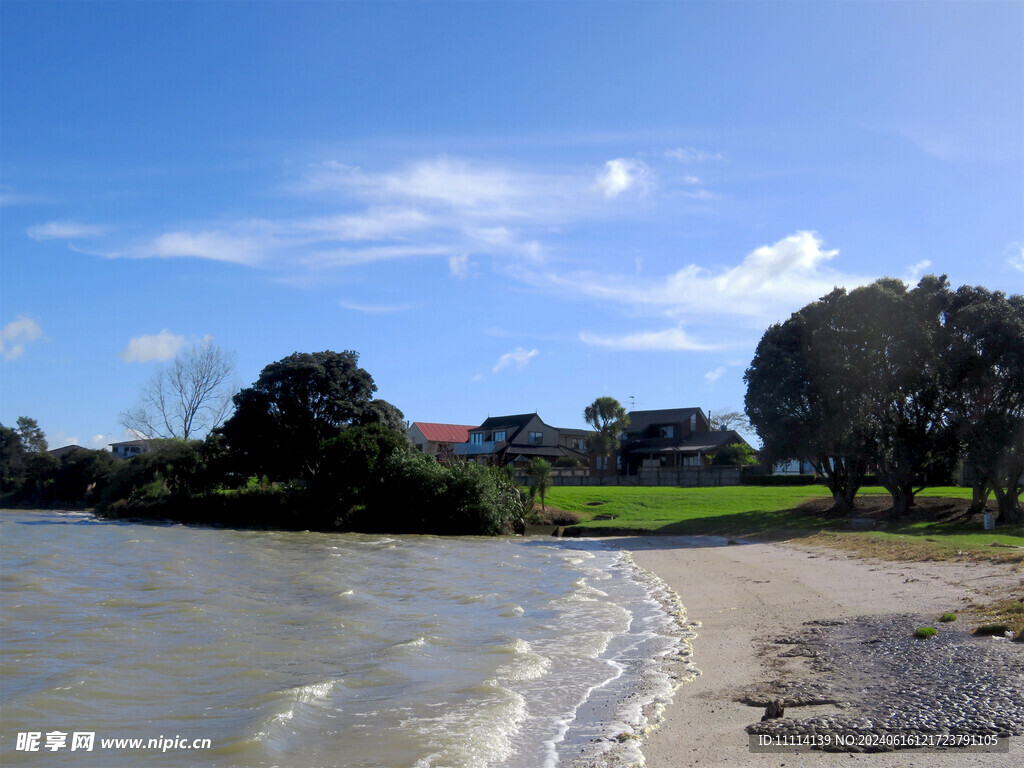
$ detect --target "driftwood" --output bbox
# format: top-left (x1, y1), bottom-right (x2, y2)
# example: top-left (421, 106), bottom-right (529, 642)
top-left (761, 700), bottom-right (785, 721)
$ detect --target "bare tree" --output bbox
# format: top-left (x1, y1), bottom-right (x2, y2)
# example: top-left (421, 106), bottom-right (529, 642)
top-left (120, 341), bottom-right (237, 440)
top-left (709, 408), bottom-right (751, 433)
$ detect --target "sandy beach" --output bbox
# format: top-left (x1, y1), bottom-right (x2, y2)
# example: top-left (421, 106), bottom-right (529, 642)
top-left (613, 537), bottom-right (1024, 768)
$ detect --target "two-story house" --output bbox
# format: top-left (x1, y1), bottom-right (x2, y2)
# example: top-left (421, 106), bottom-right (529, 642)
top-left (406, 422), bottom-right (475, 460)
top-left (621, 407), bottom-right (751, 473)
top-left (454, 413), bottom-right (592, 468)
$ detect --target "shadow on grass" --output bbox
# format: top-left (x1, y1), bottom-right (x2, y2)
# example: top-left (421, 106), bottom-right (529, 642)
top-left (563, 508), bottom-right (842, 545)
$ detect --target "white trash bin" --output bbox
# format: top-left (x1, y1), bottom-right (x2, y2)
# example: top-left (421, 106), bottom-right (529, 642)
top-left (983, 513), bottom-right (995, 531)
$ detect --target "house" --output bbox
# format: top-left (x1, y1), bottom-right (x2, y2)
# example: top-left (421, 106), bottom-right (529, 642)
top-left (406, 422), bottom-right (475, 460)
top-left (109, 439), bottom-right (152, 460)
top-left (49, 444), bottom-right (86, 459)
top-left (621, 407), bottom-right (752, 473)
top-left (454, 413), bottom-right (593, 468)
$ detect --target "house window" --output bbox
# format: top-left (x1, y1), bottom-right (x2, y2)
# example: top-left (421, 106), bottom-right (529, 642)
top-left (470, 433), bottom-right (483, 444)
top-left (660, 426), bottom-right (674, 438)
top-left (493, 430), bottom-right (506, 442)
top-left (571, 437), bottom-right (586, 451)
top-left (528, 431), bottom-right (542, 444)
top-left (690, 414), bottom-right (697, 431)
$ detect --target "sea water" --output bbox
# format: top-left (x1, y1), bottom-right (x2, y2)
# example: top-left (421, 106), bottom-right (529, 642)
top-left (0, 510), bottom-right (696, 767)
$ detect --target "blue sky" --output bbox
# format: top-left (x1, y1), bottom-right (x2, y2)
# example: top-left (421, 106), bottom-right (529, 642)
top-left (2, 1), bottom-right (1022, 450)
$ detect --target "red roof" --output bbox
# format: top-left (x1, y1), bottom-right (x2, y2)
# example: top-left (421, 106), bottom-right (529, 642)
top-left (413, 422), bottom-right (475, 444)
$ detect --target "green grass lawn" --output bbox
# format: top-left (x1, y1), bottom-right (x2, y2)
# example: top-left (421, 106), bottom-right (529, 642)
top-left (544, 485), bottom-right (1024, 560)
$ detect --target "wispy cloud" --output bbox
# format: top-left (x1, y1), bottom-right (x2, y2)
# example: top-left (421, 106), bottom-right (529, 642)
top-left (338, 301), bottom-right (415, 314)
top-left (448, 253), bottom-right (470, 278)
top-left (0, 187), bottom-right (52, 207)
top-left (903, 259), bottom-right (932, 284)
top-left (492, 347), bottom-right (538, 372)
top-left (593, 158), bottom-right (651, 198)
top-left (1, 316), bottom-right (43, 361)
top-left (704, 365), bottom-right (727, 383)
top-left (518, 231), bottom-right (864, 324)
top-left (579, 326), bottom-right (718, 351)
top-left (27, 221), bottom-right (109, 240)
top-left (665, 147), bottom-right (726, 163)
top-left (1007, 243), bottom-right (1024, 273)
top-left (119, 330), bottom-right (188, 363)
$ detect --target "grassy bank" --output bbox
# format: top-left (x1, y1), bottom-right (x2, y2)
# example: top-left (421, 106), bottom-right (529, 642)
top-left (545, 485), bottom-right (1024, 562)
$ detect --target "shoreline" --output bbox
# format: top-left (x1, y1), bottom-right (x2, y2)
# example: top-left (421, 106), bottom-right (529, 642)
top-left (608, 536), bottom-right (1024, 767)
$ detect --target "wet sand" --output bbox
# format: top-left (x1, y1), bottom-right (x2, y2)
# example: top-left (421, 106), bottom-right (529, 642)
top-left (613, 537), bottom-right (1023, 768)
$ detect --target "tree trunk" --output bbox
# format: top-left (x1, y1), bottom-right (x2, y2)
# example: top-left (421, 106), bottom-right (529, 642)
top-left (815, 456), bottom-right (866, 514)
top-left (890, 483), bottom-right (914, 517)
top-left (992, 469), bottom-right (1023, 525)
top-left (969, 472), bottom-right (991, 514)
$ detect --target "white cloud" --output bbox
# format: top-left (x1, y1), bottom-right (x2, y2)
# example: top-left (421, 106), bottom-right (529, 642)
top-left (665, 147), bottom-right (725, 163)
top-left (579, 327), bottom-right (717, 351)
top-left (27, 221), bottom-right (109, 240)
top-left (681, 189), bottom-right (722, 201)
top-left (528, 231), bottom-right (860, 323)
top-left (682, 175), bottom-right (701, 185)
top-left (1, 316), bottom-right (43, 361)
top-left (143, 230), bottom-right (266, 265)
top-left (1008, 243), bottom-right (1024, 273)
top-left (119, 330), bottom-right (188, 363)
top-left (492, 347), bottom-right (539, 372)
top-left (89, 434), bottom-right (108, 449)
top-left (339, 301), bottom-right (414, 313)
top-left (449, 253), bottom-right (470, 278)
top-left (704, 366), bottom-right (727, 383)
top-left (594, 159), bottom-right (651, 198)
top-left (903, 259), bottom-right (932, 284)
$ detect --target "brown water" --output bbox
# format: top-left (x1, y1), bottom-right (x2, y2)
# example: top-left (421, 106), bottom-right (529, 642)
top-left (0, 510), bottom-right (690, 767)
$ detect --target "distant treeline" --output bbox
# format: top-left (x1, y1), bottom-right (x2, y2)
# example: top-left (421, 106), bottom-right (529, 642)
top-left (1, 352), bottom-right (529, 535)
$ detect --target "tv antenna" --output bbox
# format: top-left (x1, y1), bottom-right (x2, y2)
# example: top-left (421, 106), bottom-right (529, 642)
top-left (628, 395), bottom-right (643, 411)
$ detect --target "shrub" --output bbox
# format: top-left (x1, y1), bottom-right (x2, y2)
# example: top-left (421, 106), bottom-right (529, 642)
top-left (939, 612), bottom-right (957, 622)
top-left (913, 626), bottom-right (938, 639)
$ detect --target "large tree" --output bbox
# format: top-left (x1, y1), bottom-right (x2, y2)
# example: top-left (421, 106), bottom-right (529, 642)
top-left (121, 340), bottom-right (237, 440)
top-left (15, 416), bottom-right (47, 452)
top-left (584, 396), bottom-right (630, 477)
top-left (945, 286), bottom-right (1024, 523)
top-left (746, 289), bottom-right (869, 513)
top-left (815, 277), bottom-right (958, 516)
top-left (219, 350), bottom-right (401, 481)
top-left (0, 423), bottom-right (27, 492)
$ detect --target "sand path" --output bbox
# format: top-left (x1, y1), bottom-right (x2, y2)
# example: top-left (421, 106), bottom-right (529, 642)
top-left (613, 538), bottom-right (1023, 768)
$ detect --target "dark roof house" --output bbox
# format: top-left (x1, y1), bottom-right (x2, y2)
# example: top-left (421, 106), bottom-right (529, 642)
top-left (455, 413), bottom-right (593, 467)
top-left (621, 407), bottom-right (751, 471)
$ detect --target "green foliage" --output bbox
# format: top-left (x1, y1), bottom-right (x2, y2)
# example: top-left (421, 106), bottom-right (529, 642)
top-left (527, 457), bottom-right (552, 511)
top-left (584, 396), bottom-right (629, 464)
top-left (0, 423), bottom-right (27, 492)
top-left (746, 276), bottom-right (1023, 519)
top-left (15, 416), bottom-right (47, 452)
top-left (219, 350), bottom-right (380, 482)
top-left (940, 612), bottom-right (957, 622)
top-left (553, 457), bottom-right (583, 468)
top-left (709, 442), bottom-right (758, 468)
top-left (96, 440), bottom-right (207, 511)
top-left (913, 626), bottom-right (938, 639)
top-left (945, 286), bottom-right (1024, 524)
